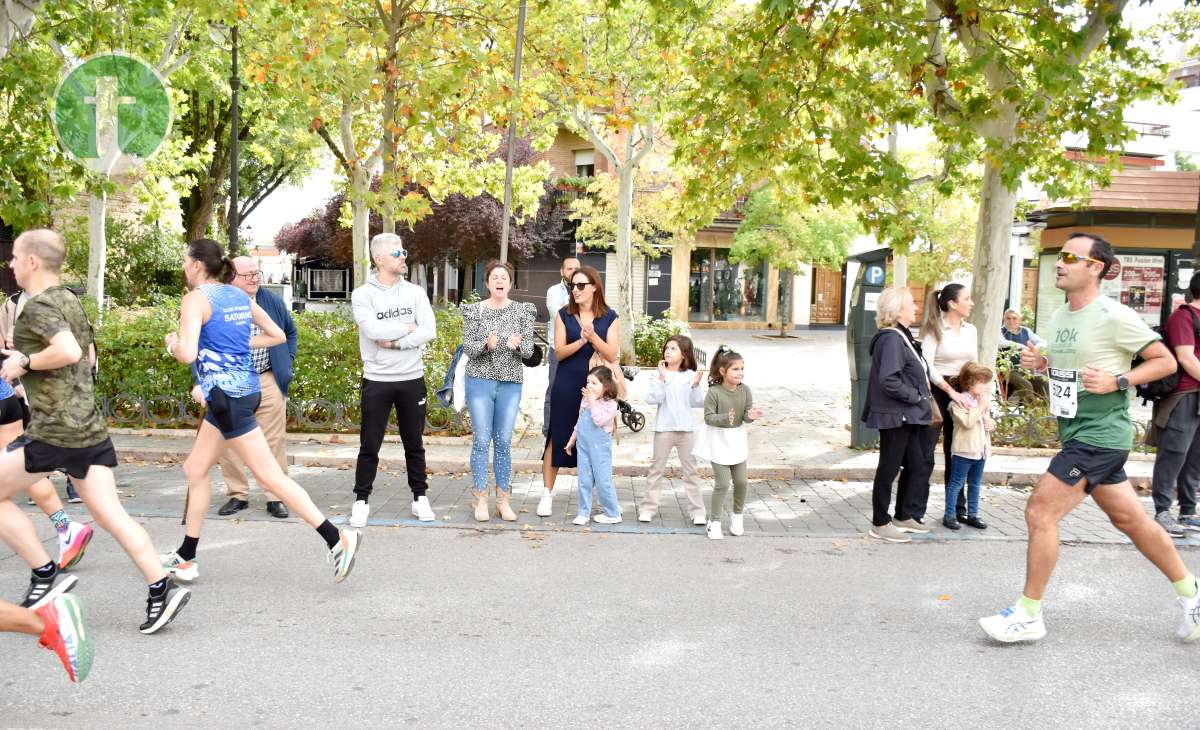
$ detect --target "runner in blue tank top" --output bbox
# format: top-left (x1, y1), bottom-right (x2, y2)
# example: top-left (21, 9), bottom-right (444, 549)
top-left (162, 239), bottom-right (362, 585)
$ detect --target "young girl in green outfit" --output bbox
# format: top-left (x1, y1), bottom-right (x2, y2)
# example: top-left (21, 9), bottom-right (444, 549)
top-left (696, 346), bottom-right (763, 540)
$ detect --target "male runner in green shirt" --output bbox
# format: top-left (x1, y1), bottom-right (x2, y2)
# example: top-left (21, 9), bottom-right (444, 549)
top-left (980, 232), bottom-right (1200, 643)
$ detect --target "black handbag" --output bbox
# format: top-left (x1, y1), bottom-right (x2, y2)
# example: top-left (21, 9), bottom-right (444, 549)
top-left (522, 343), bottom-right (543, 367)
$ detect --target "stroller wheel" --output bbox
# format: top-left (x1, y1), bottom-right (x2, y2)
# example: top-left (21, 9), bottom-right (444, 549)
top-left (627, 411), bottom-right (646, 432)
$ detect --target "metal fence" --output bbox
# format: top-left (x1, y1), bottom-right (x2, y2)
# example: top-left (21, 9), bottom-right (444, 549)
top-left (100, 394), bottom-right (470, 434)
top-left (992, 391), bottom-right (1152, 453)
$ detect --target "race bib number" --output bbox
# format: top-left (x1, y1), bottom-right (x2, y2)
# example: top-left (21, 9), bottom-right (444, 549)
top-left (1049, 367), bottom-right (1078, 419)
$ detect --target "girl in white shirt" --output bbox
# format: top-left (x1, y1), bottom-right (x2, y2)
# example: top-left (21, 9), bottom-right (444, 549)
top-left (918, 283), bottom-right (978, 521)
top-left (638, 335), bottom-right (707, 525)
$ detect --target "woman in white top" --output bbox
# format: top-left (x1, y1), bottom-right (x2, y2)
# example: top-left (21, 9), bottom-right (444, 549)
top-left (918, 283), bottom-right (977, 522)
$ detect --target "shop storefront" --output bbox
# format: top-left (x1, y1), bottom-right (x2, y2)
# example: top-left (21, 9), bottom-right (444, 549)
top-left (687, 247), bottom-right (769, 323)
top-left (1035, 250), bottom-right (1178, 330)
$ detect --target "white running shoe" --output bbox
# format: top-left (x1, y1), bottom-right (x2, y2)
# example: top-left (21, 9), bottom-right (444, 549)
top-left (637, 511), bottom-right (652, 523)
top-left (1179, 589), bottom-right (1200, 642)
top-left (159, 552), bottom-right (199, 583)
top-left (979, 604), bottom-right (1046, 643)
top-left (411, 496), bottom-right (435, 522)
top-left (329, 530), bottom-right (362, 583)
top-left (572, 514), bottom-right (589, 526)
top-left (594, 514), bottom-right (622, 525)
top-left (536, 488), bottom-right (553, 517)
top-left (729, 513), bottom-right (745, 536)
top-left (349, 500), bottom-right (369, 529)
top-left (693, 514), bottom-right (707, 526)
top-left (707, 521), bottom-right (724, 540)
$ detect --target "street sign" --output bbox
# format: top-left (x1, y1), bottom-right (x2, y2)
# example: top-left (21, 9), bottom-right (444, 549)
top-left (53, 53), bottom-right (171, 176)
top-left (865, 264), bottom-right (885, 286)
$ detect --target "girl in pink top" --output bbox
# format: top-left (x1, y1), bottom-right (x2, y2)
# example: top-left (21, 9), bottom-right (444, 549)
top-left (564, 366), bottom-right (621, 526)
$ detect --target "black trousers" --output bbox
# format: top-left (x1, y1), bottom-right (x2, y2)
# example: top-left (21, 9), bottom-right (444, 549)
top-left (872, 424), bottom-right (933, 526)
top-left (1151, 392), bottom-right (1200, 516)
top-left (354, 377), bottom-right (428, 500)
top-left (925, 386), bottom-right (963, 518)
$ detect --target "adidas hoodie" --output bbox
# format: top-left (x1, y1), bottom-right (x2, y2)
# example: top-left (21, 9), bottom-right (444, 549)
top-left (351, 273), bottom-right (436, 382)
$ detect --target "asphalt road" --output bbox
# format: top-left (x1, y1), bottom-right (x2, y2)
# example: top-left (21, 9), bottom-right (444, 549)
top-left (2, 517), bottom-right (1198, 728)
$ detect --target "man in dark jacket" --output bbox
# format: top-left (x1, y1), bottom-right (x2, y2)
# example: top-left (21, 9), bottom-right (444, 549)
top-left (210, 256), bottom-right (298, 519)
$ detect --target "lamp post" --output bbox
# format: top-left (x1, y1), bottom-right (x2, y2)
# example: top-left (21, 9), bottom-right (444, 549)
top-left (498, 0), bottom-right (528, 264)
top-left (210, 23), bottom-right (240, 253)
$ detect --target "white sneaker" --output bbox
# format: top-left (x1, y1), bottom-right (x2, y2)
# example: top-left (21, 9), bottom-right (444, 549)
top-left (536, 488), bottom-right (553, 517)
top-left (979, 604), bottom-right (1046, 643)
top-left (693, 514), bottom-right (707, 526)
top-left (411, 496), bottom-right (435, 522)
top-left (349, 500), bottom-right (369, 529)
top-left (160, 552), bottom-right (200, 583)
top-left (572, 514), bottom-right (589, 526)
top-left (328, 530), bottom-right (362, 583)
top-left (1179, 588), bottom-right (1200, 642)
top-left (729, 513), bottom-right (745, 536)
top-left (707, 521), bottom-right (723, 540)
top-left (637, 511), bottom-right (653, 523)
top-left (594, 514), bottom-right (622, 525)
top-left (57, 522), bottom-right (94, 571)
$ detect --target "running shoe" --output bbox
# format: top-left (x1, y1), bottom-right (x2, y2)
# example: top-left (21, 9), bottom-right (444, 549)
top-left (1180, 589), bottom-right (1200, 643)
top-left (57, 522), bottom-right (94, 571)
top-left (572, 514), bottom-right (589, 526)
top-left (35, 593), bottom-right (93, 683)
top-left (979, 604), bottom-right (1046, 643)
top-left (893, 518), bottom-right (931, 534)
top-left (707, 521), bottom-right (724, 540)
top-left (729, 513), bottom-right (745, 536)
top-left (593, 514), bottom-right (622, 525)
top-left (349, 500), bottom-right (369, 529)
top-left (159, 552), bottom-right (200, 583)
top-left (411, 496), bottom-right (435, 522)
top-left (140, 579), bottom-right (191, 635)
top-left (21, 572), bottom-right (78, 610)
top-left (328, 530), bottom-right (362, 583)
top-left (65, 481), bottom-right (82, 504)
top-left (869, 522), bottom-right (911, 543)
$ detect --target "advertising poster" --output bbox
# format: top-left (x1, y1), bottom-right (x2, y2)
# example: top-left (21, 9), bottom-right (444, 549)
top-left (1099, 254), bottom-right (1165, 328)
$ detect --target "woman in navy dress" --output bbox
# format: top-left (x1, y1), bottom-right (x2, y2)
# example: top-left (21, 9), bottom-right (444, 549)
top-left (535, 265), bottom-right (621, 518)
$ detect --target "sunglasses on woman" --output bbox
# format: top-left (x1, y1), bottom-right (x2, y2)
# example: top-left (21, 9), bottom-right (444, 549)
top-left (1058, 251), bottom-right (1101, 265)
top-left (570, 281), bottom-right (591, 291)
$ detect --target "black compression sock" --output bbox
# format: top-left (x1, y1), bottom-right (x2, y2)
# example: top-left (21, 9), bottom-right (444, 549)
top-left (317, 520), bottom-right (340, 549)
top-left (32, 561), bottom-right (56, 579)
top-left (177, 535), bottom-right (200, 562)
top-left (148, 577), bottom-right (169, 597)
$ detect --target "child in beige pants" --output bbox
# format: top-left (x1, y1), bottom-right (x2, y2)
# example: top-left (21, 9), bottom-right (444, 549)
top-left (638, 336), bottom-right (707, 524)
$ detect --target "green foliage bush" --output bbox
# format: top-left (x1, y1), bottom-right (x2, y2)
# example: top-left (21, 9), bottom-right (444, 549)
top-left (632, 313), bottom-right (690, 367)
top-left (88, 299), bottom-right (466, 434)
top-left (62, 219), bottom-right (186, 306)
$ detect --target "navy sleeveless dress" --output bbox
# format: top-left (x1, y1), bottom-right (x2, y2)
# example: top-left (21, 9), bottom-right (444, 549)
top-left (546, 307), bottom-right (618, 469)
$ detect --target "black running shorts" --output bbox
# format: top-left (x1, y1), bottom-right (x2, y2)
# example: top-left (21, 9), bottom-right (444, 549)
top-left (6, 433), bottom-right (118, 479)
top-left (204, 387), bottom-right (261, 440)
top-left (1047, 439), bottom-right (1130, 493)
top-left (0, 394), bottom-right (23, 426)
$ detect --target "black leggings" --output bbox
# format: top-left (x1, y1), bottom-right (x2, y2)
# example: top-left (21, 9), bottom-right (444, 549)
top-left (926, 386), bottom-right (961, 515)
top-left (872, 424), bottom-right (933, 526)
top-left (354, 377), bottom-right (428, 500)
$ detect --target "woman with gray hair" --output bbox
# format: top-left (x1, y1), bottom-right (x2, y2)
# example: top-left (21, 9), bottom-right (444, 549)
top-left (862, 286), bottom-right (936, 542)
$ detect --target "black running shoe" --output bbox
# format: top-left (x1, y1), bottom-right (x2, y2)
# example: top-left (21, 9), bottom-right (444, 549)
top-left (139, 579), bottom-right (191, 635)
top-left (22, 572), bottom-right (78, 610)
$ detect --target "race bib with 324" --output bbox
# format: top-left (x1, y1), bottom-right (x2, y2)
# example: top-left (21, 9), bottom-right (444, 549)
top-left (1049, 367), bottom-right (1079, 419)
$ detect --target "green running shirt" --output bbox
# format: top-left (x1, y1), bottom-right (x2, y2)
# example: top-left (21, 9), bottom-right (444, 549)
top-left (1044, 296), bottom-right (1158, 450)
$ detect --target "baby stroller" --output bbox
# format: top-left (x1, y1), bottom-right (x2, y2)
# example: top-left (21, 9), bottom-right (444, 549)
top-left (534, 326), bottom-right (646, 433)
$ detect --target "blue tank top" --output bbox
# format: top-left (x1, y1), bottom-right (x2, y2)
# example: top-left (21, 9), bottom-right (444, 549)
top-left (0, 376), bottom-right (13, 401)
top-left (195, 284), bottom-right (259, 399)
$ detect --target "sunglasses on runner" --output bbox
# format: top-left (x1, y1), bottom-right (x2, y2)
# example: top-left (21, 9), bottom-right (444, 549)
top-left (1058, 251), bottom-right (1102, 265)
top-left (570, 281), bottom-right (591, 291)
top-left (389, 249), bottom-right (408, 258)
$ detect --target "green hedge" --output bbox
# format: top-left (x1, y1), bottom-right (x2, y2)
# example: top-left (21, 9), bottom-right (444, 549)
top-left (632, 313), bottom-right (690, 367)
top-left (88, 299), bottom-right (465, 434)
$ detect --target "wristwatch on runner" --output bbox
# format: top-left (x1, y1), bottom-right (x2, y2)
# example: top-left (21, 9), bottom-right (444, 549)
top-left (19, 354), bottom-right (30, 371)
top-left (1116, 374), bottom-right (1130, 391)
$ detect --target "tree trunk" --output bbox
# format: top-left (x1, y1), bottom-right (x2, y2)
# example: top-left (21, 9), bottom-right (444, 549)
top-left (970, 159), bottom-right (1018, 370)
top-left (86, 191), bottom-right (106, 318)
top-left (350, 170), bottom-right (371, 290)
top-left (614, 163), bottom-right (636, 362)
